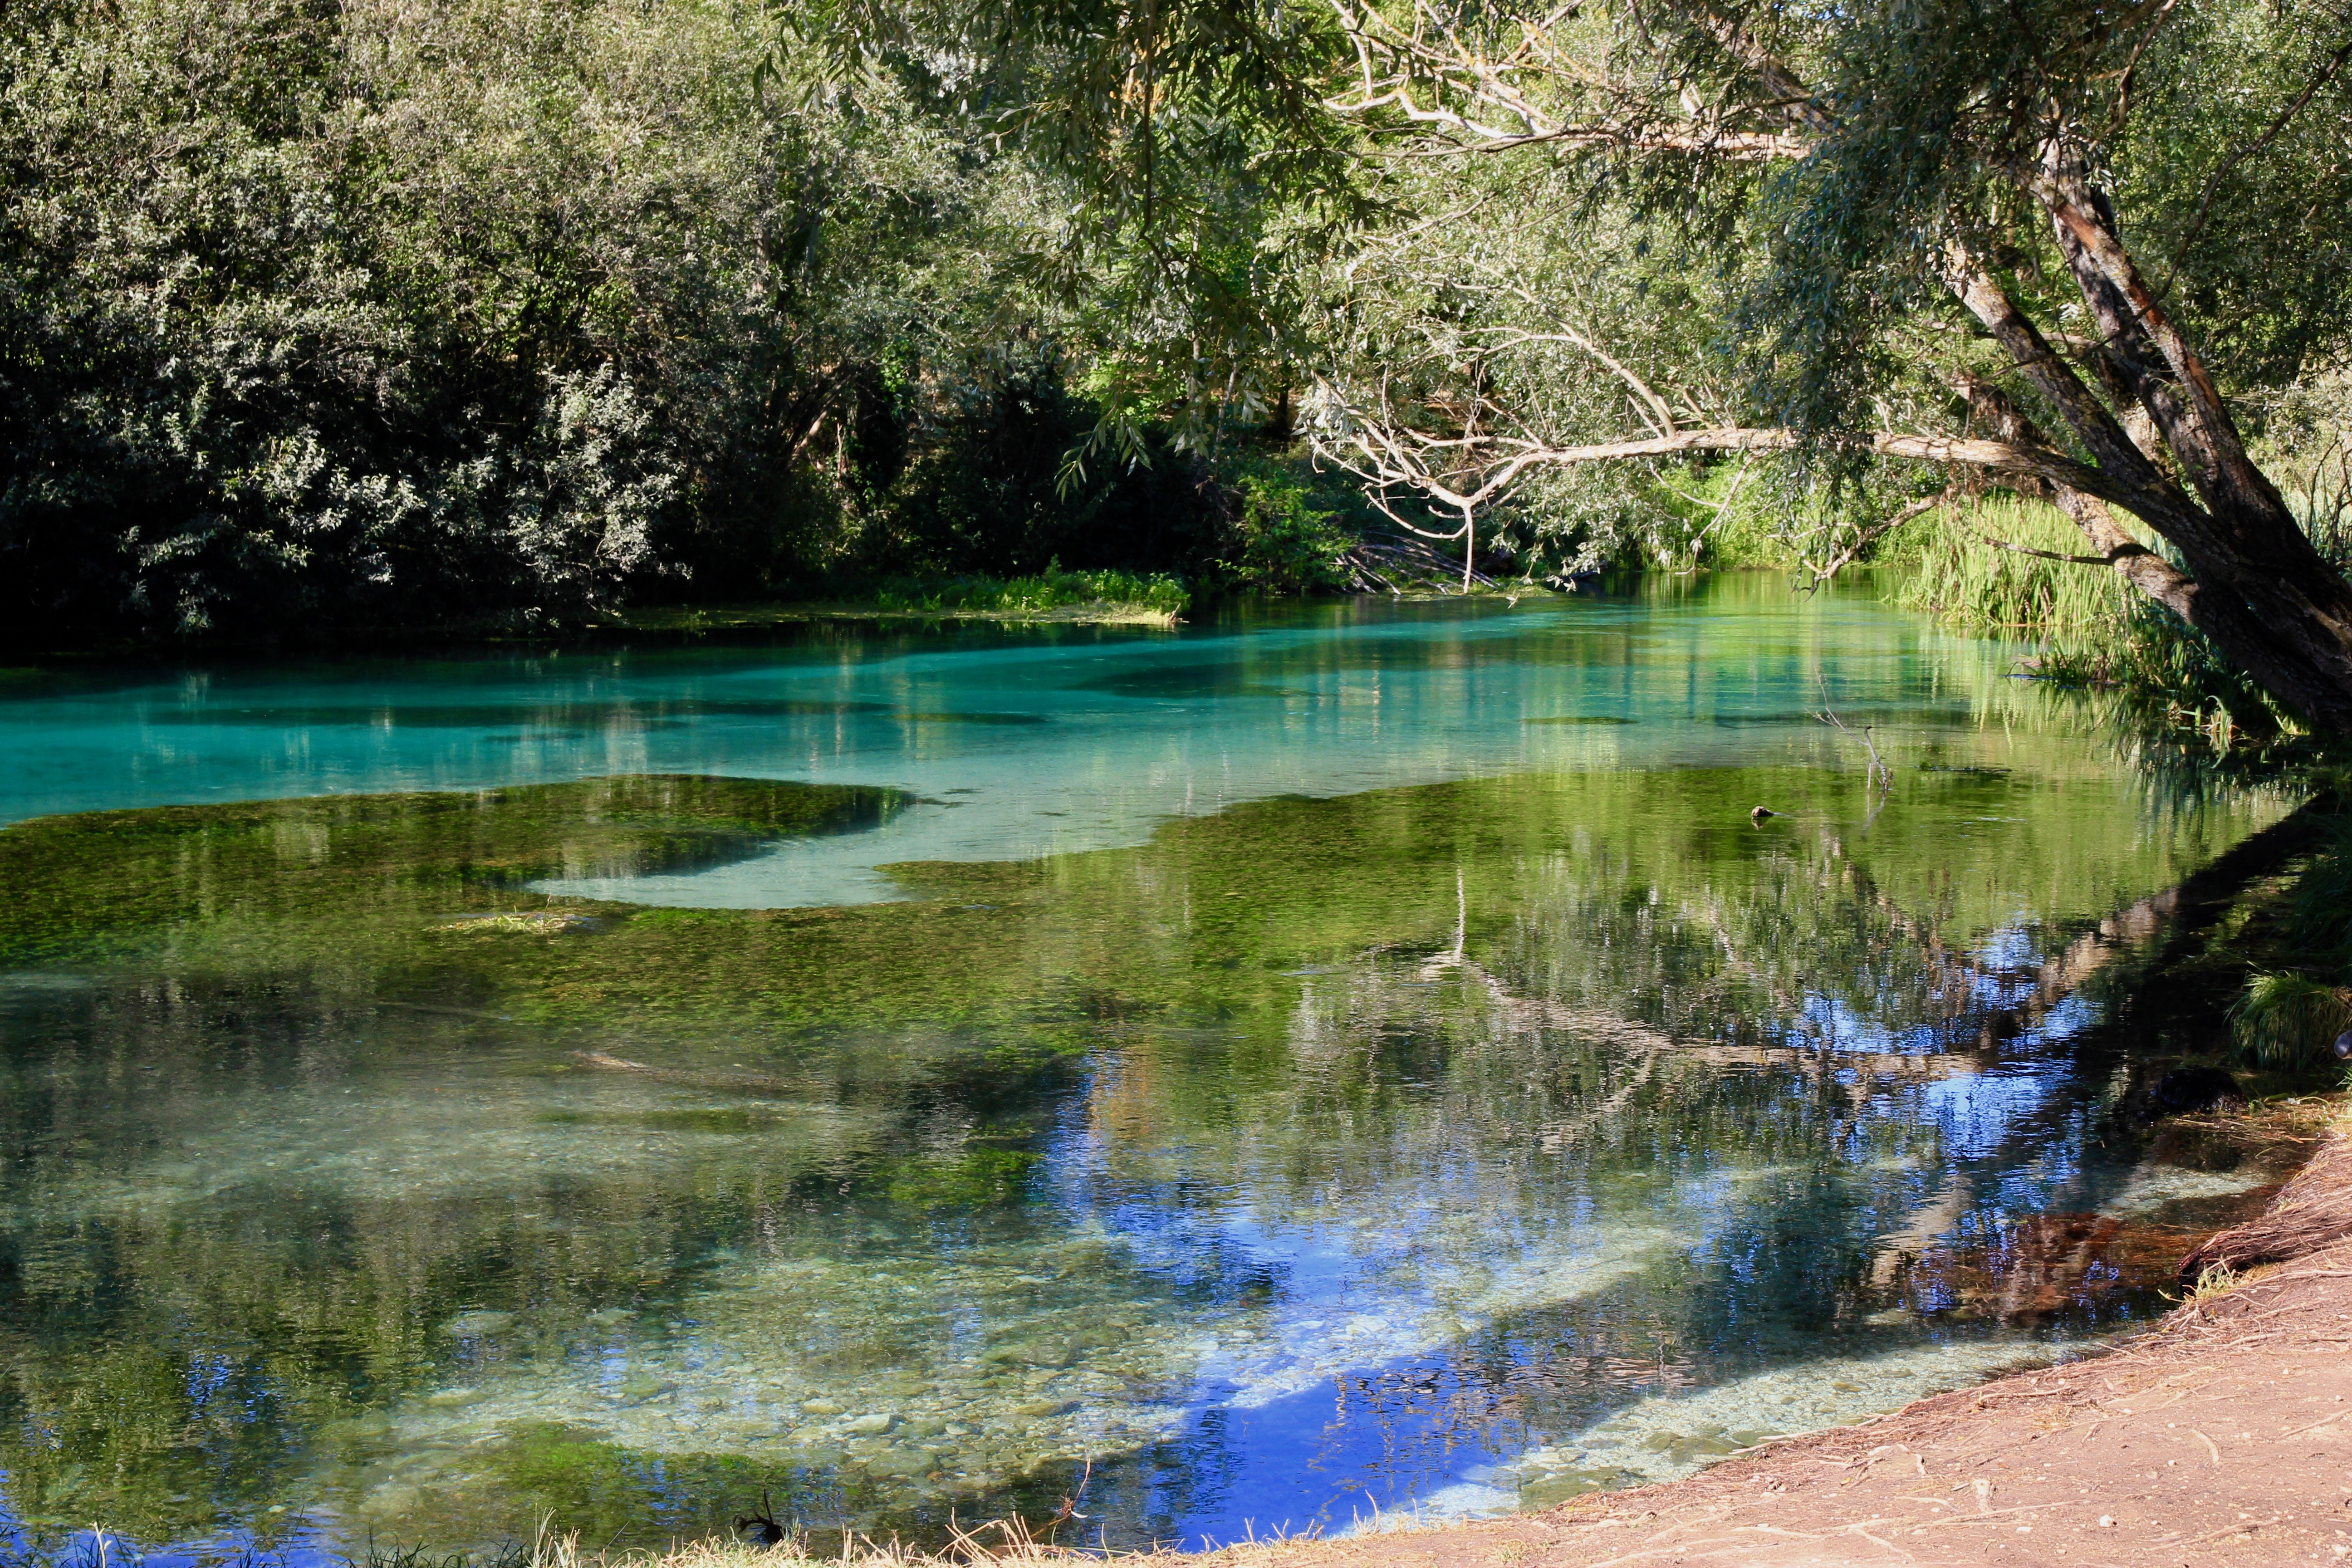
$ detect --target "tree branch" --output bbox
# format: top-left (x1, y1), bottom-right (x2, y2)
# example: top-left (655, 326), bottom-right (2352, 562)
top-left (2155, 32), bottom-right (2352, 302)
top-left (1977, 535), bottom-right (2117, 566)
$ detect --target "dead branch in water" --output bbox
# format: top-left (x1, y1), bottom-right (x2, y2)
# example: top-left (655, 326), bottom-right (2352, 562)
top-left (1816, 706), bottom-right (1894, 789)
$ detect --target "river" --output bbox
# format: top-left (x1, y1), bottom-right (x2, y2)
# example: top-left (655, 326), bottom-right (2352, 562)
top-left (0, 578), bottom-right (2300, 1563)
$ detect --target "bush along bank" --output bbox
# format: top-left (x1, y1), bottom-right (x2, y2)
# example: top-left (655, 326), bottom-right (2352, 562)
top-left (2229, 785), bottom-right (2352, 1073)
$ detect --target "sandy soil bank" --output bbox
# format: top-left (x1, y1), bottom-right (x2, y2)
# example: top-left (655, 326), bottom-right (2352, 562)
top-left (1196, 1127), bottom-right (2352, 1568)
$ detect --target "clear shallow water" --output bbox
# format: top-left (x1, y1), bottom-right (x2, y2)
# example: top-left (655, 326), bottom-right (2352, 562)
top-left (2, 579), bottom-right (2125, 906)
top-left (0, 580), bottom-right (2303, 1563)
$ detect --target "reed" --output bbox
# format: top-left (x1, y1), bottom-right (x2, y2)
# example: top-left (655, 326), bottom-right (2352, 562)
top-left (1883, 497), bottom-right (2288, 740)
top-left (1887, 496), bottom-right (2136, 633)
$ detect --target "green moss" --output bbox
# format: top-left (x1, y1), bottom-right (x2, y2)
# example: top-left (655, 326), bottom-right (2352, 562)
top-left (0, 774), bottom-right (903, 965)
top-left (884, 1148), bottom-right (1042, 1209)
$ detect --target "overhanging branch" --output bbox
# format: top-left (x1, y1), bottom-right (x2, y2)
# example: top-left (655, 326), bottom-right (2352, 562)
top-left (1329, 423), bottom-right (2133, 506)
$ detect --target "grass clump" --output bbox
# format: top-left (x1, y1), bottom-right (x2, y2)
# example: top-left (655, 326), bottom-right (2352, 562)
top-left (867, 563), bottom-right (1187, 618)
top-left (1884, 496), bottom-right (2293, 743)
top-left (2229, 973), bottom-right (2352, 1069)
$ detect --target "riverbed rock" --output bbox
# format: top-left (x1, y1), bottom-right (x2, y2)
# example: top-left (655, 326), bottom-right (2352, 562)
top-left (863, 1446), bottom-right (935, 1476)
top-left (359, 1485), bottom-right (424, 1518)
top-left (616, 1372), bottom-right (675, 1403)
top-left (1519, 1470), bottom-right (1621, 1508)
top-left (843, 1412), bottom-right (901, 1435)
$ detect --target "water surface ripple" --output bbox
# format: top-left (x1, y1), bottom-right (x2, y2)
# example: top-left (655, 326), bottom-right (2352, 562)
top-left (0, 583), bottom-right (2298, 1561)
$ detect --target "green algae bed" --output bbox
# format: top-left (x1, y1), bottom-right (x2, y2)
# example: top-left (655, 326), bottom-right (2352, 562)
top-left (0, 758), bottom-right (2315, 1556)
top-left (623, 600), bottom-right (1182, 634)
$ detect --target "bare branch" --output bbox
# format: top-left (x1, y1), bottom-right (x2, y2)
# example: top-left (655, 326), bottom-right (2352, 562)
top-left (1320, 0), bottom-right (1812, 160)
top-left (1977, 535), bottom-right (2117, 566)
top-left (1801, 485), bottom-right (1957, 586)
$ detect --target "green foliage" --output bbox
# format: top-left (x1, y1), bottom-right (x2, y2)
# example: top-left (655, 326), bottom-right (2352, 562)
top-left (880, 355), bottom-right (1233, 579)
top-left (1215, 465), bottom-right (1357, 593)
top-left (2229, 974), bottom-right (2352, 1071)
top-left (17, 0), bottom-right (2352, 657)
top-left (1887, 498), bottom-right (2291, 741)
top-left (0, 0), bottom-right (1254, 644)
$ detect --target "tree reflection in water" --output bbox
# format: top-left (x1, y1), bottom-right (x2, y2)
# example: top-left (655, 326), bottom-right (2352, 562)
top-left (0, 759), bottom-right (2304, 1556)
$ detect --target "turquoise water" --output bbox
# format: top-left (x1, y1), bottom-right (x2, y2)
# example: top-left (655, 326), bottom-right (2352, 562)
top-left (12, 583), bottom-right (2050, 904)
top-left (0, 580), bottom-right (2300, 1563)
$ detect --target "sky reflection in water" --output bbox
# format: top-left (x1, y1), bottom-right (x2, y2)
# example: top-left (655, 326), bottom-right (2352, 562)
top-left (0, 580), bottom-right (2302, 1559)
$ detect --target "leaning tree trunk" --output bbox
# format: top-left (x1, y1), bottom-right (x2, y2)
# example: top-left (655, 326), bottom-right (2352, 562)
top-left (1953, 176), bottom-right (2352, 732)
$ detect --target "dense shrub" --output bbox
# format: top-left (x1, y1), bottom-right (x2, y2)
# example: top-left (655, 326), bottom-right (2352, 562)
top-left (883, 355), bottom-right (1234, 580)
top-left (1215, 468), bottom-right (1357, 594)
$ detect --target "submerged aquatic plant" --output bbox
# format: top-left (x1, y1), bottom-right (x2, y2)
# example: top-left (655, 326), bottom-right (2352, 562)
top-left (0, 755), bottom-right (2297, 1554)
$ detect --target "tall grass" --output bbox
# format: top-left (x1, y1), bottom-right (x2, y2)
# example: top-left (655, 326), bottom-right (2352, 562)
top-left (1887, 495), bottom-right (2136, 632)
top-left (1883, 496), bottom-right (2288, 743)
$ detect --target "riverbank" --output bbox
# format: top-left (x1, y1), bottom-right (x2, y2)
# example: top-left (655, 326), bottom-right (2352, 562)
top-left (1248, 1110), bottom-right (2352, 1567)
top-left (511, 1102), bottom-right (2352, 1568)
top-left (622, 598), bottom-right (1181, 632)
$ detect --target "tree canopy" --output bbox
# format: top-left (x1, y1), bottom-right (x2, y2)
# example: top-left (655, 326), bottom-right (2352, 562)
top-left (6, 0), bottom-right (2352, 730)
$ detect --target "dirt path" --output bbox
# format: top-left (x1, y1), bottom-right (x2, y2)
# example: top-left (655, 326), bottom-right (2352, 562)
top-left (1202, 1180), bottom-right (2352, 1566)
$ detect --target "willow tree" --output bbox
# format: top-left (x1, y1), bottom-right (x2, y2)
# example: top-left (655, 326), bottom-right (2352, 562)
top-left (1292, 0), bottom-right (2352, 730)
top-left (848, 0), bottom-right (2352, 728)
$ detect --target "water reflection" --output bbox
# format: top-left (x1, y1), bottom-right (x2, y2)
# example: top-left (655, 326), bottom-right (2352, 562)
top-left (0, 577), bottom-right (2211, 909)
top-left (0, 733), bottom-right (2299, 1559)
